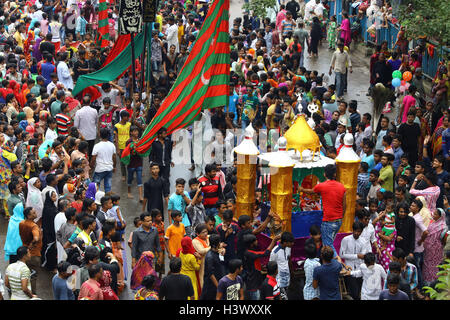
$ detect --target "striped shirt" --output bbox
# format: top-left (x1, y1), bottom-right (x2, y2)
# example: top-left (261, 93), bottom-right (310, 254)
top-left (281, 19), bottom-right (294, 36)
top-left (5, 261), bottom-right (32, 300)
top-left (384, 262), bottom-right (418, 291)
top-left (55, 113), bottom-right (72, 137)
top-left (303, 257), bottom-right (320, 300)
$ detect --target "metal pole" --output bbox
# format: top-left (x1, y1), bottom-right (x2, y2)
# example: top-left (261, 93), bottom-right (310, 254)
top-left (140, 23), bottom-right (148, 101)
top-left (130, 31), bottom-right (136, 97)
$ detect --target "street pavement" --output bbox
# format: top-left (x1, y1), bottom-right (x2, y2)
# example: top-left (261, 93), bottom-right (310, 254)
top-left (0, 2), bottom-right (371, 300)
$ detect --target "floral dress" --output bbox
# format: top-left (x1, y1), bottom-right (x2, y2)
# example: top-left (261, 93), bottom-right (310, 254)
top-left (134, 288), bottom-right (159, 300)
top-left (327, 21), bottom-right (337, 49)
top-left (375, 221), bottom-right (397, 272)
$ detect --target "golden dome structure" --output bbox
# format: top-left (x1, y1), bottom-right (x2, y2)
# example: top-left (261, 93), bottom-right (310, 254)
top-left (284, 115), bottom-right (321, 161)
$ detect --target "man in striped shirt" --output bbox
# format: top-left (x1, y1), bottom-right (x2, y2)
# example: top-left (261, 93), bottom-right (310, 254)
top-left (55, 102), bottom-right (73, 137)
top-left (281, 11), bottom-right (295, 38)
top-left (5, 246), bottom-right (37, 300)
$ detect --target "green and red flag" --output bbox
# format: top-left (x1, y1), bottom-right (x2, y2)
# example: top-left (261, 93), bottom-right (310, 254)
top-left (96, 0), bottom-right (110, 48)
top-left (121, 0), bottom-right (230, 165)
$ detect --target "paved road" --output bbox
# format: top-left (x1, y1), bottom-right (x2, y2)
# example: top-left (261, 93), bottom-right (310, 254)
top-left (0, 2), bottom-right (371, 300)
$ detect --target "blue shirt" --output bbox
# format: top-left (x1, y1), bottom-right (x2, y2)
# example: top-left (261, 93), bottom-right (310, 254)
top-left (313, 259), bottom-right (342, 300)
top-left (41, 62), bottom-right (56, 86)
top-left (442, 128), bottom-right (450, 158)
top-left (168, 191), bottom-right (191, 227)
top-left (362, 154), bottom-right (375, 172)
top-left (392, 146), bottom-right (404, 172)
top-left (52, 274), bottom-right (75, 300)
top-left (228, 93), bottom-right (239, 121)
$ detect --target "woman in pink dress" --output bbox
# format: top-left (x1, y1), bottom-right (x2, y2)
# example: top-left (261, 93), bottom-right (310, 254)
top-left (339, 12), bottom-right (352, 48)
top-left (422, 208), bottom-right (447, 285)
top-left (399, 85), bottom-right (417, 123)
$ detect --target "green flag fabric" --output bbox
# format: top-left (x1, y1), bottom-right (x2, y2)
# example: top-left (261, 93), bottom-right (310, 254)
top-left (72, 23), bottom-right (152, 97)
top-left (121, 0), bottom-right (230, 165)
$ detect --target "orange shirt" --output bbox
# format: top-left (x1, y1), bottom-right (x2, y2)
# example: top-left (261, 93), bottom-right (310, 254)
top-left (164, 223), bottom-right (186, 256)
top-left (19, 220), bottom-right (42, 257)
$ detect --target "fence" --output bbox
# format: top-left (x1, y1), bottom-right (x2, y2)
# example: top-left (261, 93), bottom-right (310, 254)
top-left (306, 0), bottom-right (447, 79)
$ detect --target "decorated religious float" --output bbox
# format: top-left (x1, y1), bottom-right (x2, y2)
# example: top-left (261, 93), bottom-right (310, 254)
top-left (233, 113), bottom-right (360, 261)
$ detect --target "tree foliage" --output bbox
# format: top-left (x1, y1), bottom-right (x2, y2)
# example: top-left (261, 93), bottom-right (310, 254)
top-left (398, 0), bottom-right (450, 46)
top-left (242, 0), bottom-right (277, 19)
top-left (423, 259), bottom-right (450, 300)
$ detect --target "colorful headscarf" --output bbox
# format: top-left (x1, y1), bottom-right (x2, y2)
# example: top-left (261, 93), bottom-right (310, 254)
top-left (130, 251), bottom-right (161, 291)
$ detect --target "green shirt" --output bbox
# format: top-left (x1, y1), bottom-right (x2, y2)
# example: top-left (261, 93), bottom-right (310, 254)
top-left (51, 100), bottom-right (63, 117)
top-left (30, 85), bottom-right (41, 97)
top-left (214, 215), bottom-right (223, 228)
top-left (379, 165), bottom-right (394, 192)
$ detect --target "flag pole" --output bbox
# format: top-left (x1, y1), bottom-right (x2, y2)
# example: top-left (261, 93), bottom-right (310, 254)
top-left (140, 22), bottom-right (148, 101)
top-left (130, 31), bottom-right (136, 96)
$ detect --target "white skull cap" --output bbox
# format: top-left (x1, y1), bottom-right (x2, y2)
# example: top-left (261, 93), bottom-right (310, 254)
top-left (343, 133), bottom-right (354, 146)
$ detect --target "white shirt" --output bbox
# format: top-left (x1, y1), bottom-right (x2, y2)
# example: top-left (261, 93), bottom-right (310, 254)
top-left (166, 24), bottom-right (179, 53)
top-left (351, 263), bottom-right (387, 300)
top-left (92, 140), bottom-right (116, 173)
top-left (339, 235), bottom-right (371, 275)
top-left (360, 223), bottom-right (377, 246)
top-left (304, 1), bottom-right (317, 21)
top-left (45, 128), bottom-right (58, 141)
top-left (74, 106), bottom-right (98, 141)
top-left (314, 3), bottom-right (325, 17)
top-left (270, 244), bottom-right (291, 273)
top-left (57, 61), bottom-right (73, 90)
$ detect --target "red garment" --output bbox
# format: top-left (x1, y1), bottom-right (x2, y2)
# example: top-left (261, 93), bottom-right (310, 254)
top-left (176, 236), bottom-right (196, 256)
top-left (98, 270), bottom-right (119, 300)
top-left (313, 180), bottom-right (346, 221)
top-left (198, 175), bottom-right (221, 208)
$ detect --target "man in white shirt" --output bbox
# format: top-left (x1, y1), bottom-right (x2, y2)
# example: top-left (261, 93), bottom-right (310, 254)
top-left (56, 52), bottom-right (73, 90)
top-left (359, 208), bottom-right (381, 255)
top-left (74, 95), bottom-right (99, 157)
top-left (313, 0), bottom-right (325, 19)
top-left (166, 16), bottom-right (179, 54)
top-left (339, 221), bottom-right (371, 300)
top-left (90, 128), bottom-right (116, 193)
top-left (303, 0), bottom-right (317, 23)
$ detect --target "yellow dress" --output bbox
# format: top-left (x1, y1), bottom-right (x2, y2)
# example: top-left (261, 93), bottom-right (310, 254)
top-left (179, 252), bottom-right (201, 300)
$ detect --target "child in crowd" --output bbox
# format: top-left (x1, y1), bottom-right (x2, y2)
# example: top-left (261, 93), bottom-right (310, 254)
top-left (346, 252), bottom-right (387, 300)
top-left (168, 178), bottom-right (192, 235)
top-left (164, 210), bottom-right (186, 259)
top-left (269, 231), bottom-right (294, 300)
top-left (151, 209), bottom-right (166, 279)
top-left (128, 217), bottom-right (141, 249)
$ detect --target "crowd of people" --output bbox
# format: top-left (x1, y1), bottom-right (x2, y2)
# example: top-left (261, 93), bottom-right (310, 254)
top-left (0, 0), bottom-right (449, 302)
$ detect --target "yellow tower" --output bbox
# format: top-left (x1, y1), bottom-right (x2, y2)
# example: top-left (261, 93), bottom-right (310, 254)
top-left (269, 137), bottom-right (295, 232)
top-left (335, 133), bottom-right (361, 233)
top-left (284, 115), bottom-right (321, 160)
top-left (232, 125), bottom-right (259, 219)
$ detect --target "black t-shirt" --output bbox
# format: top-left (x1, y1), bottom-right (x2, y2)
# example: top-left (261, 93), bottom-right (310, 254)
top-left (159, 274), bottom-right (194, 300)
top-left (397, 122), bottom-right (421, 151)
top-left (40, 41), bottom-right (55, 57)
top-left (236, 228), bottom-right (253, 262)
top-left (73, 60), bottom-right (89, 81)
top-left (260, 275), bottom-right (281, 300)
top-left (243, 249), bottom-right (271, 290)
